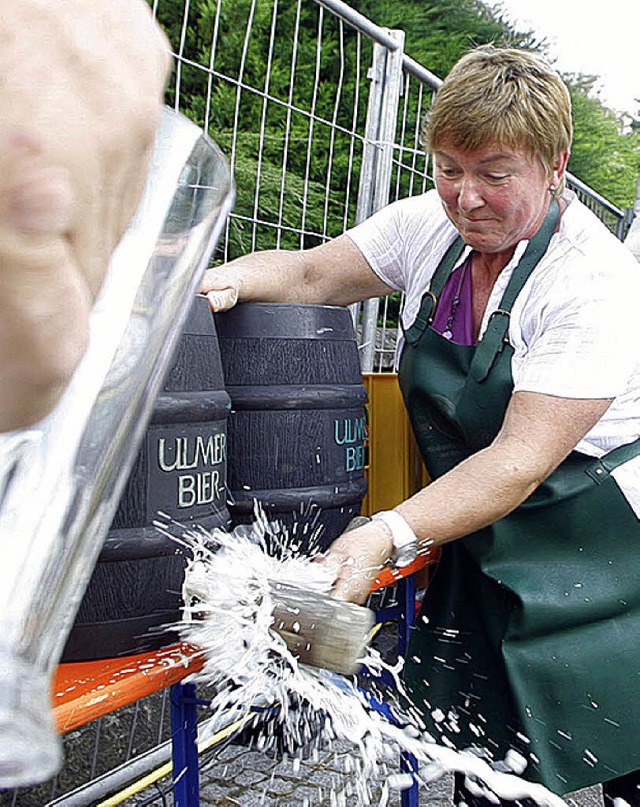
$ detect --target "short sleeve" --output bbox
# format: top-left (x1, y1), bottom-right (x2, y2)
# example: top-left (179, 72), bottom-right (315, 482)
top-left (345, 191), bottom-right (454, 293)
top-left (512, 247), bottom-right (640, 399)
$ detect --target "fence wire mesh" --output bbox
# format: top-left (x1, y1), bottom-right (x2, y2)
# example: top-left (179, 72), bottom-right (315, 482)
top-left (153, 0), bottom-right (377, 255)
top-left (151, 0), bottom-right (626, 372)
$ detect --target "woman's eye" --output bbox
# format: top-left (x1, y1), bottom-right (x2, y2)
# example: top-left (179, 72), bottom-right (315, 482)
top-left (486, 173), bottom-right (509, 182)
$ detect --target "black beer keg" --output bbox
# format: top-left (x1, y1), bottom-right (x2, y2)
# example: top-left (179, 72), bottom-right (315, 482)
top-left (214, 303), bottom-right (368, 554)
top-left (62, 295), bottom-right (230, 661)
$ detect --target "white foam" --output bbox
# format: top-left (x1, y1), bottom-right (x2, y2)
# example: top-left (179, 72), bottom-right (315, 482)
top-left (176, 518), bottom-right (568, 806)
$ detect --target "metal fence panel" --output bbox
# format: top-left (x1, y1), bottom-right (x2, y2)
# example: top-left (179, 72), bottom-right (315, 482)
top-left (151, 0), bottom-right (626, 372)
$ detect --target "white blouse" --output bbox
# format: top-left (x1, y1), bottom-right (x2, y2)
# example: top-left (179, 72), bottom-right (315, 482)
top-left (346, 189), bottom-right (640, 515)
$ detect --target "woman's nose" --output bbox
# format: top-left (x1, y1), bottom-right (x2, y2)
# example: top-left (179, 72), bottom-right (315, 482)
top-left (457, 176), bottom-right (484, 211)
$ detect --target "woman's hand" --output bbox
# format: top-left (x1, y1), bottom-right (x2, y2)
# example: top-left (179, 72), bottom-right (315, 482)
top-left (322, 520), bottom-right (394, 604)
top-left (199, 270), bottom-right (241, 312)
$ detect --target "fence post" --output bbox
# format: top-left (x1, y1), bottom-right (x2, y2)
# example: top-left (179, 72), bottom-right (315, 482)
top-left (354, 31), bottom-right (405, 372)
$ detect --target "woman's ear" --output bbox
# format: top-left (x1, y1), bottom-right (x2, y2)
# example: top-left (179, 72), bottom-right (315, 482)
top-left (551, 150), bottom-right (571, 188)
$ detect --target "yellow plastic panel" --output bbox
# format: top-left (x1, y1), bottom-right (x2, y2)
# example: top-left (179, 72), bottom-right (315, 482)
top-left (361, 373), bottom-right (429, 517)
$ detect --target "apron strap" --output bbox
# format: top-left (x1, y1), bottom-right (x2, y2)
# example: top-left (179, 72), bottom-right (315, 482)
top-left (470, 199), bottom-right (560, 383)
top-left (587, 437), bottom-right (640, 484)
top-left (402, 236), bottom-right (466, 346)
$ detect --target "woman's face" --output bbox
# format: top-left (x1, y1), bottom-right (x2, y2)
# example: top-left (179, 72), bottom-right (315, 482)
top-left (433, 141), bottom-right (568, 255)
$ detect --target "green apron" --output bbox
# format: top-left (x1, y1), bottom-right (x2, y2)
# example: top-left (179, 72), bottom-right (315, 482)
top-left (398, 202), bottom-right (640, 794)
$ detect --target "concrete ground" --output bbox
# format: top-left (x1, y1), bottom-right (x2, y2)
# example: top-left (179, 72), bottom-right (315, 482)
top-left (123, 623), bottom-right (607, 806)
top-left (193, 742), bottom-right (603, 807)
top-left (124, 734), bottom-right (604, 806)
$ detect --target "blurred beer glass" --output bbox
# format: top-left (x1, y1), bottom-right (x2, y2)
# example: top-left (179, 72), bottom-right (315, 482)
top-left (0, 108), bottom-right (234, 786)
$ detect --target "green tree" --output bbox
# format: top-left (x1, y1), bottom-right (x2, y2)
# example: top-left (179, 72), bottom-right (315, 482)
top-left (359, 0), bottom-right (542, 77)
top-left (565, 74), bottom-right (639, 209)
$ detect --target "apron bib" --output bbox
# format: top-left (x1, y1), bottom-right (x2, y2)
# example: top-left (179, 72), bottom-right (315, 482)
top-left (398, 202), bottom-right (640, 794)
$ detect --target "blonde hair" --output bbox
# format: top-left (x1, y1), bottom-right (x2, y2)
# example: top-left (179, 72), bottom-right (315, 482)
top-left (425, 45), bottom-right (572, 194)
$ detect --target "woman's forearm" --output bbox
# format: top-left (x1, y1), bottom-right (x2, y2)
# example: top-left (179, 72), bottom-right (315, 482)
top-left (326, 391), bottom-right (612, 603)
top-left (396, 439), bottom-right (544, 549)
top-left (396, 391), bottom-right (613, 551)
top-left (212, 249), bottom-right (324, 305)
top-left (199, 235), bottom-right (393, 311)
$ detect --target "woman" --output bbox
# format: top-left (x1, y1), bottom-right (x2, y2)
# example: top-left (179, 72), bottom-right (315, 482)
top-left (201, 46), bottom-right (640, 804)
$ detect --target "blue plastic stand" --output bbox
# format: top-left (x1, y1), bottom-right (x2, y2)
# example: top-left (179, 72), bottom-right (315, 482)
top-left (372, 575), bottom-right (420, 807)
top-left (171, 681), bottom-right (201, 806)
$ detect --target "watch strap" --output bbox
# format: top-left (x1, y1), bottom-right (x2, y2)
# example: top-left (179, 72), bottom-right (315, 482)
top-left (372, 510), bottom-right (418, 568)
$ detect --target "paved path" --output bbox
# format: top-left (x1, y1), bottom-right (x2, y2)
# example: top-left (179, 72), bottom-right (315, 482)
top-left (131, 739), bottom-right (453, 805)
top-left (121, 628), bottom-right (607, 806)
top-left (196, 739), bottom-right (450, 806)
top-left (194, 743), bottom-right (602, 807)
top-left (126, 734), bottom-right (604, 806)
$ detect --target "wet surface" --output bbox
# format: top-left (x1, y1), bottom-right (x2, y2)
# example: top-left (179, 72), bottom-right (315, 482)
top-left (124, 739), bottom-right (604, 806)
top-left (125, 738), bottom-right (454, 805)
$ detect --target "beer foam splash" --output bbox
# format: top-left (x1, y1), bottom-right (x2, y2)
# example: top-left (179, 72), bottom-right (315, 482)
top-left (175, 514), bottom-right (567, 806)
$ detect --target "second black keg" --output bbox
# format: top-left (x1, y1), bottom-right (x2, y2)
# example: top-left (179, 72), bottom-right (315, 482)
top-left (215, 302), bottom-right (368, 554)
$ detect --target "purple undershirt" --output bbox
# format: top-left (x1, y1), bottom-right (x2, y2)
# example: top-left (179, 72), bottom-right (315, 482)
top-left (430, 255), bottom-right (475, 345)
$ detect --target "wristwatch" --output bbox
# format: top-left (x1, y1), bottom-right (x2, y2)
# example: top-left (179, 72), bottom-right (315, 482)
top-left (372, 510), bottom-right (419, 568)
